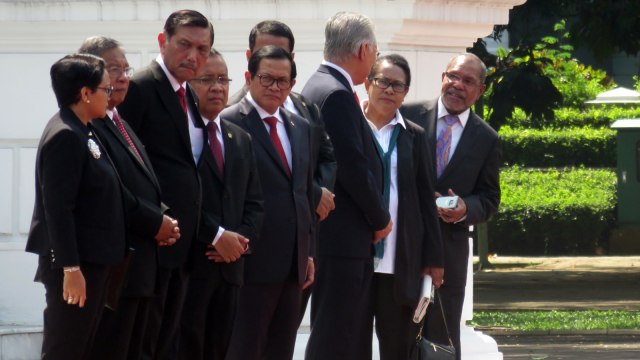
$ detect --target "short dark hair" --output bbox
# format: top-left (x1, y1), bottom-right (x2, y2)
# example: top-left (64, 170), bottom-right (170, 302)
top-left (248, 20), bottom-right (295, 52)
top-left (50, 54), bottom-right (105, 108)
top-left (164, 9), bottom-right (214, 46)
top-left (78, 36), bottom-right (121, 57)
top-left (368, 54), bottom-right (412, 87)
top-left (248, 45), bottom-right (296, 80)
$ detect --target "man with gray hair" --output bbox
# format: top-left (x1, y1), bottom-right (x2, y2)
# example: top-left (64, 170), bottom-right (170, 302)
top-left (302, 12), bottom-right (392, 359)
top-left (78, 36), bottom-right (180, 360)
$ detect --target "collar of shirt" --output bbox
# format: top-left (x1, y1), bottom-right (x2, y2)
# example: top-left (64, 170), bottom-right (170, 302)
top-left (106, 108), bottom-right (115, 120)
top-left (155, 54), bottom-right (187, 92)
top-left (437, 96), bottom-right (470, 127)
top-left (282, 95), bottom-right (298, 115)
top-left (322, 60), bottom-right (356, 92)
top-left (362, 99), bottom-right (407, 133)
top-left (202, 114), bottom-right (222, 130)
top-left (245, 92), bottom-right (284, 124)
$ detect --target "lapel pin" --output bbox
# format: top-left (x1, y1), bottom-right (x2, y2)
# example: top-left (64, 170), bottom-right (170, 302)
top-left (227, 132), bottom-right (233, 139)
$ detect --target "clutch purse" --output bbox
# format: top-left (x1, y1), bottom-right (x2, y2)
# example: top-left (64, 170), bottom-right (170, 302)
top-left (410, 289), bottom-right (456, 360)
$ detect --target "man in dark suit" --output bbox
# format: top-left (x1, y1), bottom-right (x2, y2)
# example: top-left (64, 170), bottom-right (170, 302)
top-left (362, 54), bottom-right (444, 360)
top-left (117, 10), bottom-right (242, 360)
top-left (222, 45), bottom-right (315, 360)
top-left (178, 49), bottom-right (263, 360)
top-left (77, 36), bottom-right (180, 360)
top-left (302, 12), bottom-right (392, 360)
top-left (227, 19), bottom-right (337, 324)
top-left (401, 53), bottom-right (501, 360)
top-left (228, 20), bottom-right (336, 222)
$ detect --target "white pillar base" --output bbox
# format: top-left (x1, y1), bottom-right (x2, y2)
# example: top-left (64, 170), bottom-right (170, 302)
top-left (460, 324), bottom-right (503, 360)
top-left (460, 234), bottom-right (502, 360)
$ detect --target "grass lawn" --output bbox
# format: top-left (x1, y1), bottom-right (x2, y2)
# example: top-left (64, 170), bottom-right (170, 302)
top-left (470, 310), bottom-right (640, 331)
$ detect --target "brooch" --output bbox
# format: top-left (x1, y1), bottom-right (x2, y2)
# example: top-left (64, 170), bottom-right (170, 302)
top-left (88, 138), bottom-right (101, 159)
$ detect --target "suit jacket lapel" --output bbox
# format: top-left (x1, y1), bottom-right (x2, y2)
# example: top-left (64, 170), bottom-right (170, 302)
top-left (239, 99), bottom-right (291, 179)
top-left (150, 61), bottom-right (194, 162)
top-left (282, 109), bottom-right (301, 181)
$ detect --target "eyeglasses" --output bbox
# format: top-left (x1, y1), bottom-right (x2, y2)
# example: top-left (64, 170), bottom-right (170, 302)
top-left (257, 74), bottom-right (291, 90)
top-left (191, 76), bottom-right (232, 87)
top-left (444, 72), bottom-right (481, 88)
top-left (96, 85), bottom-right (113, 97)
top-left (107, 66), bottom-right (134, 79)
top-left (369, 77), bottom-right (409, 93)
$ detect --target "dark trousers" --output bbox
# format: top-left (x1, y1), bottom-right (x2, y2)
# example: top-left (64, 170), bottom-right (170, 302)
top-left (305, 256), bottom-right (374, 360)
top-left (90, 296), bottom-right (151, 360)
top-left (179, 268), bottom-right (239, 360)
top-left (424, 285), bottom-right (464, 360)
top-left (142, 266), bottom-right (190, 360)
top-left (225, 280), bottom-right (302, 360)
top-left (37, 257), bottom-right (110, 360)
top-left (373, 273), bottom-right (419, 360)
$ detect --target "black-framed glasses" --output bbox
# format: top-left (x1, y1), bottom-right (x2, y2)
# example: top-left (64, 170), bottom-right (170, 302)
top-left (96, 85), bottom-right (114, 97)
top-left (257, 74), bottom-right (291, 90)
top-left (369, 77), bottom-right (409, 93)
top-left (192, 76), bottom-right (232, 87)
top-left (444, 72), bottom-right (480, 87)
top-left (107, 66), bottom-right (134, 79)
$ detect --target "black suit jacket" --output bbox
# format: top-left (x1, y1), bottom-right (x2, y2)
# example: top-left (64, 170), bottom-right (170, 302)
top-left (229, 86), bottom-right (337, 205)
top-left (301, 65), bottom-right (389, 259)
top-left (90, 114), bottom-right (168, 297)
top-left (118, 60), bottom-right (206, 269)
top-left (26, 108), bottom-right (127, 267)
top-left (392, 120), bottom-right (444, 306)
top-left (401, 99), bottom-right (501, 287)
top-left (220, 98), bottom-right (315, 285)
top-left (191, 119), bottom-right (264, 286)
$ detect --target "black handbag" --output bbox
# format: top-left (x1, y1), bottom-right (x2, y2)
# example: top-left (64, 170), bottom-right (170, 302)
top-left (410, 292), bottom-right (456, 360)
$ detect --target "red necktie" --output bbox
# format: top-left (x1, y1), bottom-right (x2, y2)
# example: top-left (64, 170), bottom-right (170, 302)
top-left (112, 112), bottom-right (142, 161)
top-left (206, 121), bottom-right (224, 176)
top-left (176, 86), bottom-right (187, 115)
top-left (263, 116), bottom-right (291, 177)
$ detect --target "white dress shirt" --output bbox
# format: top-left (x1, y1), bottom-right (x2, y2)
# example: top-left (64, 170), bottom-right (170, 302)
top-left (363, 101), bottom-right (407, 274)
top-left (246, 92), bottom-right (292, 171)
top-left (436, 96), bottom-right (469, 161)
top-left (155, 55), bottom-right (204, 164)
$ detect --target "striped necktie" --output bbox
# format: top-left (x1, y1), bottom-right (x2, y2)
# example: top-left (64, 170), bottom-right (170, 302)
top-left (436, 115), bottom-right (459, 178)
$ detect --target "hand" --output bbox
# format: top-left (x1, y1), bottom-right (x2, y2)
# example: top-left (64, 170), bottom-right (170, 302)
top-left (422, 267), bottom-right (445, 289)
top-left (213, 230), bottom-right (249, 263)
top-left (315, 187), bottom-right (336, 221)
top-left (302, 257), bottom-right (315, 290)
top-left (155, 215), bottom-right (180, 246)
top-left (435, 189), bottom-right (466, 223)
top-left (205, 247), bottom-right (224, 262)
top-left (373, 220), bottom-right (393, 244)
top-left (63, 269), bottom-right (87, 308)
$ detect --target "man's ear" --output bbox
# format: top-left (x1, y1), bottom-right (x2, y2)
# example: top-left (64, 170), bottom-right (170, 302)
top-left (291, 52), bottom-right (295, 61)
top-left (245, 71), bottom-right (251, 87)
top-left (245, 49), bottom-right (252, 62)
top-left (158, 32), bottom-right (167, 52)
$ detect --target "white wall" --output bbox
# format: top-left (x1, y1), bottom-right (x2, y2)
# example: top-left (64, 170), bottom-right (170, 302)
top-left (0, 0), bottom-right (524, 326)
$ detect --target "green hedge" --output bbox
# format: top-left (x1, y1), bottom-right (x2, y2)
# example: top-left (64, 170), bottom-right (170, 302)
top-left (499, 126), bottom-right (616, 167)
top-left (487, 167), bottom-right (617, 255)
top-left (505, 106), bottom-right (640, 129)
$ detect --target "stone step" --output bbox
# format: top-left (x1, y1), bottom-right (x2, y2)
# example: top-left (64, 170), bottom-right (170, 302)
top-left (0, 326), bottom-right (42, 360)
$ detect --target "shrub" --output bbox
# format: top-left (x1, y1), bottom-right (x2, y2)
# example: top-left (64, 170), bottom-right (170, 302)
top-left (488, 167), bottom-right (617, 255)
top-left (499, 126), bottom-right (616, 167)
top-left (506, 106), bottom-right (640, 129)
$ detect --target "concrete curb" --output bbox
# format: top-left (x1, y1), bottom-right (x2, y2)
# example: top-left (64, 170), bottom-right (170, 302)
top-left (483, 328), bottom-right (640, 336)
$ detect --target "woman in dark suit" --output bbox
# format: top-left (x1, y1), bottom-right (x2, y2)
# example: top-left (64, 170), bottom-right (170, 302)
top-left (362, 54), bottom-right (444, 360)
top-left (25, 54), bottom-right (127, 360)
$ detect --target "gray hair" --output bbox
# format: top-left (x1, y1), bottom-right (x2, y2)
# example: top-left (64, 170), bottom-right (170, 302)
top-left (324, 12), bottom-right (376, 63)
top-left (78, 36), bottom-right (121, 57)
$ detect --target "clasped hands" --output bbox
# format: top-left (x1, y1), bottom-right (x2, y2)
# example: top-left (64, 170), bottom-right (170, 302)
top-left (155, 214), bottom-right (180, 246)
top-left (206, 230), bottom-right (250, 263)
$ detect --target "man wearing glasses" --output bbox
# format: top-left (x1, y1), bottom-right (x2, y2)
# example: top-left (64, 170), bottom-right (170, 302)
top-left (178, 49), bottom-right (263, 360)
top-left (78, 36), bottom-right (180, 360)
top-left (221, 45), bottom-right (315, 360)
top-left (401, 53), bottom-right (501, 360)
